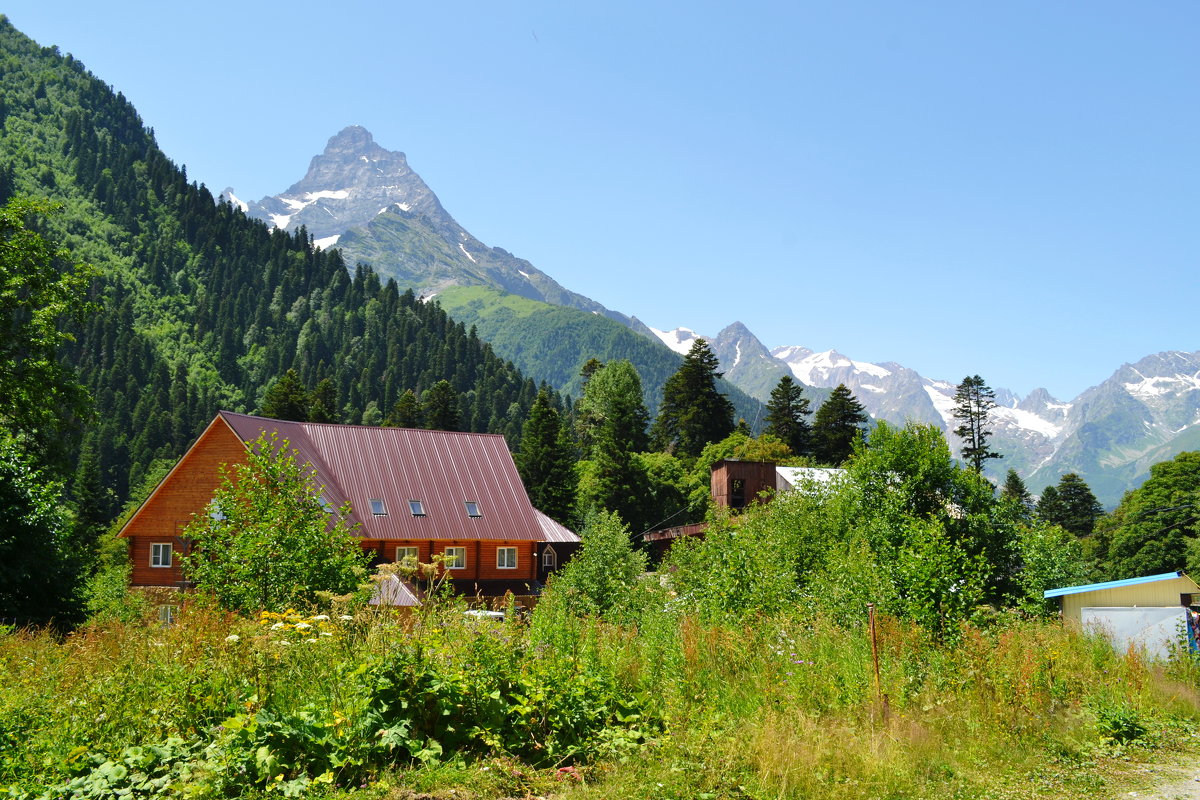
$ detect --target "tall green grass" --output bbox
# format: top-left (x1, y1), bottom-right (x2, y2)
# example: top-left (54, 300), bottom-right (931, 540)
top-left (3, 595), bottom-right (1199, 798)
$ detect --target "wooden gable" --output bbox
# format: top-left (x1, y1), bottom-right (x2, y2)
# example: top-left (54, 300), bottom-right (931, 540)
top-left (119, 415), bottom-right (249, 587)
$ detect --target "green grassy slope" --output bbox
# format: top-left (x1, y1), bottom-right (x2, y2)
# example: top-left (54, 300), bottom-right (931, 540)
top-left (435, 284), bottom-right (765, 423)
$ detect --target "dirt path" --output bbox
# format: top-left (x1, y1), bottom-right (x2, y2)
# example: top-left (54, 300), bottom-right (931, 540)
top-left (1119, 768), bottom-right (1200, 799)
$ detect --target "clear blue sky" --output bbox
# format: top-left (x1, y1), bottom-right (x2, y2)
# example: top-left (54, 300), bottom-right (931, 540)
top-left (6, 1), bottom-right (1197, 399)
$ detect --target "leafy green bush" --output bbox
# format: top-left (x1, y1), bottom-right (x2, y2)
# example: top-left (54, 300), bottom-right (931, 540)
top-left (365, 641), bottom-right (657, 767)
top-left (1094, 702), bottom-right (1149, 745)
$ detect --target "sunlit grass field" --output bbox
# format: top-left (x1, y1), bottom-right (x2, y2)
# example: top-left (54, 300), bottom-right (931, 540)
top-left (4, 590), bottom-right (1200, 799)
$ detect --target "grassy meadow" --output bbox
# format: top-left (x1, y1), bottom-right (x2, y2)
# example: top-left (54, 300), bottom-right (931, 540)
top-left (4, 590), bottom-right (1200, 800)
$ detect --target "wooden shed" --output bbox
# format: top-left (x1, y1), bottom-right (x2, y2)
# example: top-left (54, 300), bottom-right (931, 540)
top-left (711, 460), bottom-right (777, 510)
top-left (1044, 571), bottom-right (1200, 658)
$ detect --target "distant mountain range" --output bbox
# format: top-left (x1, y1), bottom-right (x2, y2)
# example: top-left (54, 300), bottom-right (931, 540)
top-left (227, 127), bottom-right (1199, 506)
top-left (658, 321), bottom-right (1200, 506)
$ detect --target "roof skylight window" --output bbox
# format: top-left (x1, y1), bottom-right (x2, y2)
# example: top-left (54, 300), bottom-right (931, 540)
top-left (464, 501), bottom-right (481, 518)
top-left (369, 499), bottom-right (387, 516)
top-left (409, 500), bottom-right (426, 517)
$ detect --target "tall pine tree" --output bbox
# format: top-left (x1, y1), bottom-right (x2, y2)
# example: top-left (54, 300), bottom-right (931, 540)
top-left (763, 375), bottom-right (811, 457)
top-left (1001, 468), bottom-right (1033, 514)
top-left (260, 369), bottom-right (310, 421)
top-left (1036, 484), bottom-right (1064, 526)
top-left (516, 388), bottom-right (576, 524)
top-left (811, 383), bottom-right (868, 466)
top-left (308, 378), bottom-right (339, 423)
top-left (953, 375), bottom-right (1001, 472)
top-left (1047, 473), bottom-right (1104, 536)
top-left (422, 380), bottom-right (461, 431)
top-left (386, 389), bottom-right (422, 428)
top-left (650, 338), bottom-right (734, 459)
top-left (575, 360), bottom-right (651, 531)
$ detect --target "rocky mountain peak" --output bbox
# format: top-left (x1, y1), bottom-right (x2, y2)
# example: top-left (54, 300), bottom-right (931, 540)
top-left (716, 321), bottom-right (754, 338)
top-left (325, 125), bottom-right (382, 154)
top-left (236, 125), bottom-right (449, 242)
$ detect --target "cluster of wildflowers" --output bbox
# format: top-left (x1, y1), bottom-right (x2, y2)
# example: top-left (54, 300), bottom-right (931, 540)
top-left (784, 653), bottom-right (815, 676)
top-left (257, 609), bottom-right (341, 644)
top-left (773, 630), bottom-right (815, 682)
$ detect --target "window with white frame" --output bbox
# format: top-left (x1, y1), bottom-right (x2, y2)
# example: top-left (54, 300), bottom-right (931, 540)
top-left (150, 542), bottom-right (173, 568)
top-left (395, 546), bottom-right (419, 565)
top-left (444, 546), bottom-right (466, 569)
top-left (497, 546), bottom-right (517, 569)
top-left (409, 500), bottom-right (426, 516)
top-left (464, 501), bottom-right (481, 518)
top-left (542, 546), bottom-right (557, 570)
top-left (370, 498), bottom-right (387, 516)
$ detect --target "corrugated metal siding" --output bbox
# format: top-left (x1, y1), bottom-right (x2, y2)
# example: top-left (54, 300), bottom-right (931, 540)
top-left (534, 510), bottom-right (581, 542)
top-left (221, 412), bottom-right (543, 541)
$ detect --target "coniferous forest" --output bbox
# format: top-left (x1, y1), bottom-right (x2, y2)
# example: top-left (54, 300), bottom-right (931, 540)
top-left (0, 19), bottom-right (543, 522)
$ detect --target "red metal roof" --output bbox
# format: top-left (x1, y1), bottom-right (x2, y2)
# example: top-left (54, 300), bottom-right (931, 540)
top-left (534, 509), bottom-right (581, 542)
top-left (219, 412), bottom-right (563, 542)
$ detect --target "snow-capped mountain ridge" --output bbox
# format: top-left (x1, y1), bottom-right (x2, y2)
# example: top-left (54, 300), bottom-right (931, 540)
top-left (656, 319), bottom-right (1199, 504)
top-left (763, 339), bottom-right (1200, 504)
top-left (226, 126), bottom-right (645, 329)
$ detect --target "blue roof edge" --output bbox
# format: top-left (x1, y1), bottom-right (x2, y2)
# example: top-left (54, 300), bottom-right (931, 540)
top-left (1043, 570), bottom-right (1184, 599)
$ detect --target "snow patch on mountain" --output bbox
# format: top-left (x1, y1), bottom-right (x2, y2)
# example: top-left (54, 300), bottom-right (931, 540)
top-left (994, 406), bottom-right (1064, 438)
top-left (1124, 370), bottom-right (1200, 399)
top-left (923, 384), bottom-right (958, 427)
top-left (280, 189), bottom-right (352, 213)
top-left (221, 189), bottom-right (248, 213)
top-left (778, 348), bottom-right (891, 385)
top-left (458, 243), bottom-right (477, 263)
top-left (313, 234), bottom-right (340, 250)
top-left (650, 327), bottom-right (700, 356)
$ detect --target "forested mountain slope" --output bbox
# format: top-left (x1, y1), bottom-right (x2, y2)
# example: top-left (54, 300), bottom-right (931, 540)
top-left (0, 19), bottom-right (545, 518)
top-left (434, 285), bottom-right (764, 423)
top-left (231, 126), bottom-right (765, 424)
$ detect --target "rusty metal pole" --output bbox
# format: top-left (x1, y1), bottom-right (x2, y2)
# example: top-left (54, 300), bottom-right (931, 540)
top-left (867, 603), bottom-right (887, 720)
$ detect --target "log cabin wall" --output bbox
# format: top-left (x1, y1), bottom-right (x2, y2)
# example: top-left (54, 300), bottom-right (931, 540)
top-left (122, 419), bottom-right (249, 587)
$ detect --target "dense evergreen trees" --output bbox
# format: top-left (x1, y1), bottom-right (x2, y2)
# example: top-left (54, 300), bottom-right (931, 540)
top-left (763, 375), bottom-right (811, 457)
top-left (422, 380), bottom-right (462, 431)
top-left (259, 369), bottom-right (312, 422)
top-left (1001, 468), bottom-right (1033, 513)
top-left (1038, 473), bottom-right (1103, 537)
top-left (811, 384), bottom-right (868, 465)
top-left (650, 339), bottom-right (734, 459)
top-left (0, 21), bottom-right (547, 521)
top-left (385, 389), bottom-right (422, 428)
top-left (953, 375), bottom-right (1001, 472)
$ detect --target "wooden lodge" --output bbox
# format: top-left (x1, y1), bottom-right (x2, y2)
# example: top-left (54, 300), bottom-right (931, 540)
top-left (118, 411), bottom-right (580, 602)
